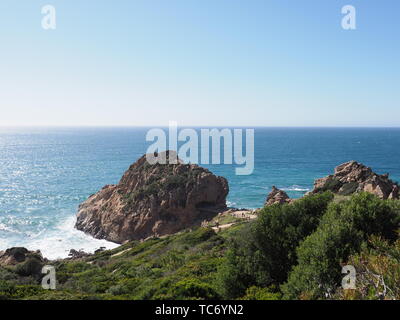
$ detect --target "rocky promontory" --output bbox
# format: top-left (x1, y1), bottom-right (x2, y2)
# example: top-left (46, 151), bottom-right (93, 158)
top-left (311, 160), bottom-right (399, 199)
top-left (0, 247), bottom-right (44, 266)
top-left (264, 161), bottom-right (399, 206)
top-left (75, 151), bottom-right (229, 243)
top-left (265, 186), bottom-right (292, 206)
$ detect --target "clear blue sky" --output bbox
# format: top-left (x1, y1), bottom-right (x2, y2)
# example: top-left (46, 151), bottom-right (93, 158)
top-left (0, 0), bottom-right (399, 126)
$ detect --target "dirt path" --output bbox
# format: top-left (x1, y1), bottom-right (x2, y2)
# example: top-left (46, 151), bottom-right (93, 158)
top-left (229, 210), bottom-right (258, 220)
top-left (212, 223), bottom-right (236, 232)
top-left (211, 209), bottom-right (258, 232)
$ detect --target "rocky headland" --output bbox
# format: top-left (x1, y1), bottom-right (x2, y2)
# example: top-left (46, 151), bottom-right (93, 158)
top-left (264, 160), bottom-right (399, 206)
top-left (76, 157), bottom-right (399, 245)
top-left (3, 159), bottom-right (398, 266)
top-left (75, 151), bottom-right (229, 243)
top-left (2, 158), bottom-right (400, 301)
top-left (310, 160), bottom-right (399, 199)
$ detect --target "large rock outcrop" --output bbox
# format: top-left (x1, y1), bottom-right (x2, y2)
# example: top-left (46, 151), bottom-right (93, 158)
top-left (0, 247), bottom-right (44, 267)
top-left (75, 151), bottom-right (229, 243)
top-left (265, 186), bottom-right (292, 206)
top-left (311, 161), bottom-right (399, 199)
top-left (0, 247), bottom-right (30, 266)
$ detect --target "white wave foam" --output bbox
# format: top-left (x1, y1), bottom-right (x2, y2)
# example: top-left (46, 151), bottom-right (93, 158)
top-left (281, 185), bottom-right (310, 192)
top-left (0, 222), bottom-right (25, 235)
top-left (0, 223), bottom-right (14, 233)
top-left (1, 216), bottom-right (119, 260)
top-left (226, 200), bottom-right (237, 207)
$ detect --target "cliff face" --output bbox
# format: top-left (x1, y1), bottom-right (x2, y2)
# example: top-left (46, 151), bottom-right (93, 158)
top-left (311, 161), bottom-right (399, 199)
top-left (75, 151), bottom-right (229, 243)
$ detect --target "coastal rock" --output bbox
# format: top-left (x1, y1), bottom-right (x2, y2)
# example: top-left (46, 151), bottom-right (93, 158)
top-left (75, 151), bottom-right (229, 243)
top-left (68, 249), bottom-right (91, 259)
top-left (0, 247), bottom-right (44, 266)
top-left (265, 186), bottom-right (292, 206)
top-left (311, 161), bottom-right (399, 199)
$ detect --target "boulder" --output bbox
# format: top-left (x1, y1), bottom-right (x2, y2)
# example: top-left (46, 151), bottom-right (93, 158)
top-left (0, 247), bottom-right (44, 266)
top-left (265, 186), bottom-right (292, 206)
top-left (311, 161), bottom-right (399, 199)
top-left (75, 151), bottom-right (229, 243)
top-left (68, 249), bottom-right (91, 259)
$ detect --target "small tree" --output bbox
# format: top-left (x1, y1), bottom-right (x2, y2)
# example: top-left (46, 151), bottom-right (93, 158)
top-left (218, 192), bottom-right (334, 299)
top-left (282, 193), bottom-right (400, 299)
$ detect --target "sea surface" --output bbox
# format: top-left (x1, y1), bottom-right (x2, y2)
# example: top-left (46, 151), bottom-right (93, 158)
top-left (1, 127), bottom-right (400, 259)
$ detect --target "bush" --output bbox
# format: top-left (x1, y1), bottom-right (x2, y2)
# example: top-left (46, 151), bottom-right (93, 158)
top-left (239, 286), bottom-right (282, 300)
top-left (169, 278), bottom-right (220, 300)
top-left (106, 278), bottom-right (141, 296)
top-left (15, 258), bottom-right (43, 278)
top-left (0, 281), bottom-right (16, 300)
top-left (334, 236), bottom-right (400, 300)
top-left (217, 192), bottom-right (334, 298)
top-left (178, 228), bottom-right (217, 246)
top-left (282, 193), bottom-right (400, 299)
top-left (159, 250), bottom-right (186, 270)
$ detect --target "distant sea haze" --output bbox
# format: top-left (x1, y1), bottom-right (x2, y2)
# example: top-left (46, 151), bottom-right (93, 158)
top-left (0, 127), bottom-right (400, 259)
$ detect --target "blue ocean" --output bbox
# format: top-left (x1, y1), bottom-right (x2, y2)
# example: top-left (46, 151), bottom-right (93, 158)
top-left (1, 127), bottom-right (400, 259)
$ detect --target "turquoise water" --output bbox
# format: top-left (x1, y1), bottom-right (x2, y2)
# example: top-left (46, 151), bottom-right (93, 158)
top-left (1, 127), bottom-right (400, 258)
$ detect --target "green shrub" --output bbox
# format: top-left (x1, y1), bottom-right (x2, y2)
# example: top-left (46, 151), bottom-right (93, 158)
top-left (217, 192), bottom-right (334, 298)
top-left (159, 250), bottom-right (186, 270)
top-left (178, 228), bottom-right (217, 246)
top-left (106, 278), bottom-right (141, 296)
top-left (0, 280), bottom-right (16, 300)
top-left (239, 286), bottom-right (282, 300)
top-left (333, 236), bottom-right (400, 300)
top-left (15, 258), bottom-right (43, 278)
top-left (282, 193), bottom-right (400, 299)
top-left (169, 278), bottom-right (219, 300)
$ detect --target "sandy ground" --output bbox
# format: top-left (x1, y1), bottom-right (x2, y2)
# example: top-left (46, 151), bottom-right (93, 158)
top-left (211, 209), bottom-right (258, 232)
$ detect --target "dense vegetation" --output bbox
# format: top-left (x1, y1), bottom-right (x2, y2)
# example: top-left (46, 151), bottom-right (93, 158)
top-left (0, 226), bottom-right (238, 300)
top-left (282, 192), bottom-right (400, 299)
top-left (1, 192), bottom-right (400, 300)
top-left (218, 192), bottom-right (334, 298)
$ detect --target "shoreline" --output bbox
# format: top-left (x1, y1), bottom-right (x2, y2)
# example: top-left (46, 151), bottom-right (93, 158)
top-left (3, 159), bottom-right (399, 260)
top-left (0, 206), bottom-right (257, 261)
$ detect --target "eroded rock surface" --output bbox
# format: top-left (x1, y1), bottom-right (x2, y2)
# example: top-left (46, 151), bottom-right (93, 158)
top-left (265, 186), bottom-right (292, 206)
top-left (311, 161), bottom-right (399, 199)
top-left (75, 151), bottom-right (229, 243)
top-left (0, 247), bottom-right (44, 267)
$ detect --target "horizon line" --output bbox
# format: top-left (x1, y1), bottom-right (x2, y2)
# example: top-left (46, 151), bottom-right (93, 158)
top-left (1, 125), bottom-right (400, 129)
